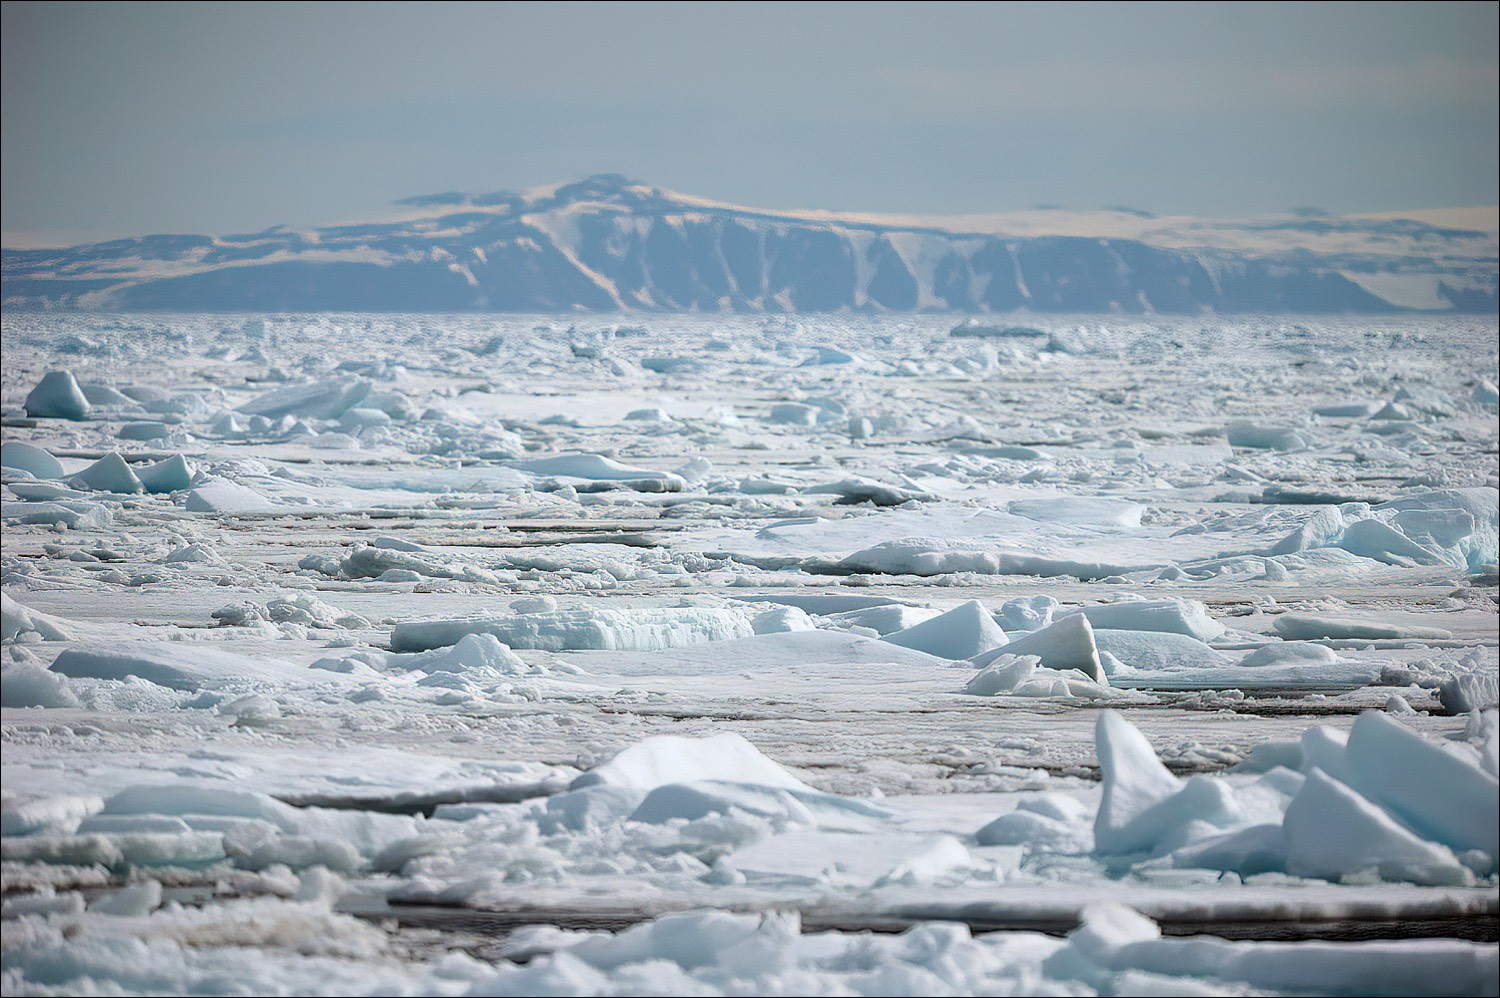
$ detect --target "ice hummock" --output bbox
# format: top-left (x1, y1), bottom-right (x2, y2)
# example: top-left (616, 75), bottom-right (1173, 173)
top-left (572, 734), bottom-right (812, 793)
top-left (136, 454), bottom-right (194, 493)
top-left (973, 612), bottom-right (1103, 680)
top-left (1, 441), bottom-right (67, 479)
top-left (69, 453), bottom-right (144, 494)
top-left (23, 370), bottom-right (92, 420)
top-left (183, 479), bottom-right (279, 513)
top-left (881, 599), bottom-right (1007, 659)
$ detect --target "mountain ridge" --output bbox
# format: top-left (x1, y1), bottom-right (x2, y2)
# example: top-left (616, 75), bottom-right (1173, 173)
top-left (3, 174), bottom-right (1495, 314)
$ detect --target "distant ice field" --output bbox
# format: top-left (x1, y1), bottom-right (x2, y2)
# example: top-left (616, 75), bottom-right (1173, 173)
top-left (2, 312), bottom-right (1496, 996)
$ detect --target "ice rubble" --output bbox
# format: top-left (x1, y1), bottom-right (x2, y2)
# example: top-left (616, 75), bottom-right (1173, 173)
top-left (2, 592), bottom-right (74, 643)
top-left (1268, 487), bottom-right (1498, 573)
top-left (308, 542), bottom-right (503, 584)
top-left (539, 733), bottom-right (893, 839)
top-left (79, 382), bottom-right (139, 407)
top-left (748, 605), bottom-right (818, 634)
top-left (2, 780), bottom-right (426, 877)
top-left (213, 592), bottom-right (370, 631)
top-left (1, 497), bottom-right (114, 529)
top-left (3, 715), bottom-right (1499, 995)
top-left (1432, 653), bottom-right (1499, 714)
top-left (480, 714), bottom-right (1412, 902)
top-left (630, 783), bottom-right (891, 832)
top-left (1224, 420), bottom-right (1312, 451)
top-left (1094, 711), bottom-right (1191, 854)
top-left (998, 594), bottom-right (1059, 631)
top-left (1049, 904), bottom-right (1497, 997)
top-left (820, 602), bottom-right (942, 635)
top-left (1092, 629), bottom-right (1230, 670)
top-left (4, 902), bottom-right (1494, 997)
top-left (117, 419), bottom-right (170, 441)
top-left (1, 661), bottom-right (83, 709)
top-left (1240, 640), bottom-right (1341, 666)
top-left (1091, 710), bottom-right (1499, 885)
top-left (963, 653), bottom-right (1116, 699)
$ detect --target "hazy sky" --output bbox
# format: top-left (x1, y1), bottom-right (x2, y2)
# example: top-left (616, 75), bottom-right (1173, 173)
top-left (3, 1), bottom-right (1497, 244)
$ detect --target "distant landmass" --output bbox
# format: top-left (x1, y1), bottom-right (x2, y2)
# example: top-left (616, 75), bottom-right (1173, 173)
top-left (3, 174), bottom-right (1495, 313)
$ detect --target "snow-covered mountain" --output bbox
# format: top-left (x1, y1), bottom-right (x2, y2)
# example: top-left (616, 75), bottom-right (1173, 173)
top-left (3, 174), bottom-right (1495, 313)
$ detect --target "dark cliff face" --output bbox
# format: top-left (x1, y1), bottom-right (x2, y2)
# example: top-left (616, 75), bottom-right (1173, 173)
top-left (2, 175), bottom-right (1493, 313)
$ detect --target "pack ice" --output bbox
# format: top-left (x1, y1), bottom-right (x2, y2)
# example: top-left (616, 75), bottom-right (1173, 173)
top-left (2, 313), bottom-right (1496, 996)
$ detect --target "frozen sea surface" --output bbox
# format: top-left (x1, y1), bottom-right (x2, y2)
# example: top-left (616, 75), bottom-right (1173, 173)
top-left (2, 313), bottom-right (1497, 996)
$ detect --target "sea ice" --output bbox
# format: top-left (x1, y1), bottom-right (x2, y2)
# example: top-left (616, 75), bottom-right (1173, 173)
top-left (135, 454), bottom-right (194, 493)
top-left (23, 370), bottom-right (92, 420)
top-left (3, 312), bottom-right (1497, 997)
top-left (1282, 769), bottom-right (1472, 886)
top-left (803, 476), bottom-right (932, 506)
top-left (1, 441), bottom-right (67, 479)
top-left (1060, 598), bottom-right (1225, 642)
top-left (973, 612), bottom-right (1103, 680)
top-left (1009, 496), bottom-right (1144, 527)
top-left (838, 537), bottom-right (1156, 581)
top-left (117, 420), bottom-right (171, 441)
top-left (183, 479), bottom-right (278, 513)
top-left (882, 599), bottom-right (1008, 659)
top-left (49, 642), bottom-right (332, 691)
top-left (1, 661), bottom-right (82, 708)
top-left (2, 592), bottom-right (74, 642)
top-left (509, 453), bottom-right (687, 491)
top-left (1092, 629), bottom-right (1230, 670)
top-left (571, 733), bottom-right (813, 793)
top-left (1240, 641), bottom-right (1341, 667)
top-left (238, 378), bottom-right (371, 419)
top-left (69, 453), bottom-right (144, 494)
top-left (1273, 613), bottom-right (1454, 641)
top-left (390, 607), bottom-right (755, 652)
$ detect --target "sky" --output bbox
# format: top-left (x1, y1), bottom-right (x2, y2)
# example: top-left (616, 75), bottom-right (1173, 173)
top-left (2, 1), bottom-right (1497, 246)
